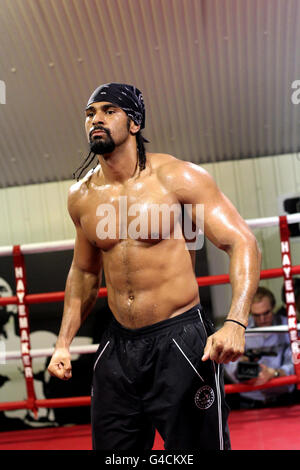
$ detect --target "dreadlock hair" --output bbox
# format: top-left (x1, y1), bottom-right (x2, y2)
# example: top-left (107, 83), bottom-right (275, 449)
top-left (73, 150), bottom-right (97, 181)
top-left (73, 124), bottom-right (148, 181)
top-left (136, 130), bottom-right (147, 172)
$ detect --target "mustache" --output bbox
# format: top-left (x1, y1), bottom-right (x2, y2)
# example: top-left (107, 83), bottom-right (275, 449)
top-left (89, 125), bottom-right (111, 139)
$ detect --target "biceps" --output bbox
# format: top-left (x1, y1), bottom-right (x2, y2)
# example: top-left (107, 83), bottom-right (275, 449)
top-left (172, 164), bottom-right (254, 250)
top-left (72, 225), bottom-right (102, 275)
top-left (198, 195), bottom-right (253, 250)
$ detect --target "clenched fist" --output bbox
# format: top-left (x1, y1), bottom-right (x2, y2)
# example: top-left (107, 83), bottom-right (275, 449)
top-left (201, 321), bottom-right (246, 364)
top-left (48, 347), bottom-right (72, 380)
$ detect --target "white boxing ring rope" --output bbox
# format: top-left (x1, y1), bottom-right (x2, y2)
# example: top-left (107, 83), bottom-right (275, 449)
top-left (1, 212), bottom-right (300, 257)
top-left (2, 325), bottom-right (300, 362)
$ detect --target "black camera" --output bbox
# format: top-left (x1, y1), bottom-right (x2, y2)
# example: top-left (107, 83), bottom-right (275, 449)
top-left (236, 347), bottom-right (277, 381)
top-left (236, 361), bottom-right (260, 381)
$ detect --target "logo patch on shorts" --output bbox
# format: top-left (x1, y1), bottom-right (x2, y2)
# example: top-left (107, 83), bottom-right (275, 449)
top-left (194, 385), bottom-right (215, 410)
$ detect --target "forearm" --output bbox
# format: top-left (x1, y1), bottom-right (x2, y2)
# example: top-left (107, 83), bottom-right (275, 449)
top-left (226, 235), bottom-right (261, 326)
top-left (55, 264), bottom-right (101, 348)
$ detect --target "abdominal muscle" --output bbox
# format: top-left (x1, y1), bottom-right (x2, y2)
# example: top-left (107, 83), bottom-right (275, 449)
top-left (102, 237), bottom-right (200, 329)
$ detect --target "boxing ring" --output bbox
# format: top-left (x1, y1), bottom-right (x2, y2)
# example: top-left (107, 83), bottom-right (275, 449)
top-left (1, 213), bottom-right (300, 450)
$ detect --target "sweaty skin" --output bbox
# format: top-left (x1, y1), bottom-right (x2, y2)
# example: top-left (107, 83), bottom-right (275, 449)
top-left (48, 102), bottom-right (261, 380)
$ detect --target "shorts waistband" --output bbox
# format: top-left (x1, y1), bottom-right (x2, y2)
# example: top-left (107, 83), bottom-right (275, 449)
top-left (110, 303), bottom-right (204, 338)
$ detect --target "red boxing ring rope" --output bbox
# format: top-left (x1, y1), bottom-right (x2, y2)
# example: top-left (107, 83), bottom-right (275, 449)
top-left (0, 213), bottom-right (300, 414)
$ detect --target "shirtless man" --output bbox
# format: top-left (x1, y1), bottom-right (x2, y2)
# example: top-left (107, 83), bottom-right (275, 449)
top-left (48, 83), bottom-right (261, 450)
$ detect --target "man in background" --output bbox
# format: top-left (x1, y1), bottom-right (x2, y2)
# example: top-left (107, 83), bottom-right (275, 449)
top-left (225, 286), bottom-right (295, 408)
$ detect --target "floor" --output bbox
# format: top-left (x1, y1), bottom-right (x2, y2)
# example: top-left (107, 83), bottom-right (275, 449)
top-left (0, 404), bottom-right (300, 450)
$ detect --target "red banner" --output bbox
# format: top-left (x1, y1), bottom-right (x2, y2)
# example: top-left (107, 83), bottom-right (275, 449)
top-left (12, 245), bottom-right (38, 415)
top-left (279, 216), bottom-right (300, 387)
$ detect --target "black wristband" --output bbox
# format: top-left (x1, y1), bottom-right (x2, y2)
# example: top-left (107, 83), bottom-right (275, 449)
top-left (224, 319), bottom-right (247, 330)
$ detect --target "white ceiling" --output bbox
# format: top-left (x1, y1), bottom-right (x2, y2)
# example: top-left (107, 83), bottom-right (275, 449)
top-left (1, 0), bottom-right (300, 187)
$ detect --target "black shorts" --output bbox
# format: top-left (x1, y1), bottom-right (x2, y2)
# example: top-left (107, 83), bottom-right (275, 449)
top-left (91, 304), bottom-right (231, 450)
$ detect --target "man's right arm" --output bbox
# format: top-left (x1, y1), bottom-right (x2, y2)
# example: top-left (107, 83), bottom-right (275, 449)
top-left (48, 189), bottom-right (102, 380)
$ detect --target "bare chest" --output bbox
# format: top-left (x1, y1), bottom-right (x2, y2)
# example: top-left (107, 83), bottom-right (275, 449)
top-left (79, 177), bottom-right (182, 250)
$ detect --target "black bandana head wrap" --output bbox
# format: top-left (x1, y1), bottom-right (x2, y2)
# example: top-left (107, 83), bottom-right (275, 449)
top-left (86, 82), bottom-right (146, 130)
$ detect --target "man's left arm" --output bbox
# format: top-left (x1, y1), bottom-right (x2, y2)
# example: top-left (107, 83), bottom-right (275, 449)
top-left (167, 160), bottom-right (262, 364)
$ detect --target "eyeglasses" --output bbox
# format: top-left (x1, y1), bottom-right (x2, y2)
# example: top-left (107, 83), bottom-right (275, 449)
top-left (251, 309), bottom-right (273, 319)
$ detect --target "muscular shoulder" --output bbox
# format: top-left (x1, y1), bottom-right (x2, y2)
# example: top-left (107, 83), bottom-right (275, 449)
top-left (67, 181), bottom-right (83, 224)
top-left (67, 166), bottom-right (99, 223)
top-left (151, 153), bottom-right (216, 202)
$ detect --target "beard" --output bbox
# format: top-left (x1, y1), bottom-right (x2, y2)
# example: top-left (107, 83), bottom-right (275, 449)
top-left (89, 128), bottom-right (116, 155)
